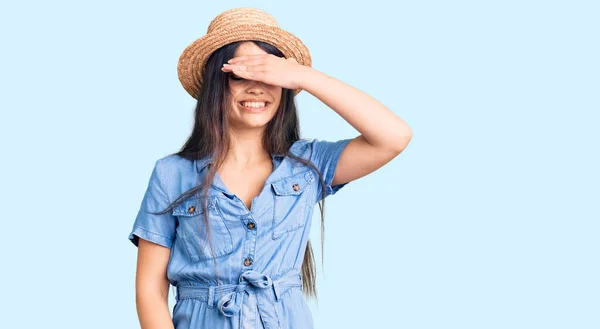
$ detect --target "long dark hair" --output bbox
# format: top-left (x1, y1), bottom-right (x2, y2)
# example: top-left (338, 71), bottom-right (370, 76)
top-left (153, 40), bottom-right (330, 302)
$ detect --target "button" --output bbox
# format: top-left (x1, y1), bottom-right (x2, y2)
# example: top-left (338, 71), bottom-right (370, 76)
top-left (292, 183), bottom-right (300, 191)
top-left (247, 222), bottom-right (255, 230)
top-left (187, 205), bottom-right (195, 214)
top-left (244, 257), bottom-right (253, 266)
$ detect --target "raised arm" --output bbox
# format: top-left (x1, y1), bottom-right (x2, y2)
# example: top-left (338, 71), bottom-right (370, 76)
top-left (298, 67), bottom-right (412, 186)
top-left (223, 54), bottom-right (412, 187)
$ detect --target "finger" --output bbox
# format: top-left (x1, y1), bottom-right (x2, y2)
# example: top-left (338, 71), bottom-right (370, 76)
top-left (221, 64), bottom-right (243, 75)
top-left (232, 66), bottom-right (267, 81)
top-left (248, 64), bottom-right (267, 72)
top-left (228, 53), bottom-right (273, 64)
top-left (221, 63), bottom-right (236, 72)
top-left (223, 63), bottom-right (267, 81)
top-left (231, 66), bottom-right (255, 80)
top-left (222, 63), bottom-right (253, 72)
top-left (233, 58), bottom-right (266, 66)
top-left (229, 54), bottom-right (273, 67)
top-left (228, 63), bottom-right (268, 74)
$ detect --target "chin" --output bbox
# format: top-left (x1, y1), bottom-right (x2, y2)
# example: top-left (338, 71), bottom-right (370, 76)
top-left (230, 116), bottom-right (273, 129)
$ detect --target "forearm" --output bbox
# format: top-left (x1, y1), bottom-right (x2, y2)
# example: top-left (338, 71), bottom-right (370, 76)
top-left (298, 67), bottom-right (412, 150)
top-left (136, 292), bottom-right (175, 329)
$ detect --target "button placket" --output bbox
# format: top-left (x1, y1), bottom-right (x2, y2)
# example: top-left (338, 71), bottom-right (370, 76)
top-left (239, 215), bottom-right (257, 269)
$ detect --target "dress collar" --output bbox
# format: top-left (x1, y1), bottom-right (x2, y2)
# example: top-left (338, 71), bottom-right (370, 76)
top-left (195, 153), bottom-right (285, 173)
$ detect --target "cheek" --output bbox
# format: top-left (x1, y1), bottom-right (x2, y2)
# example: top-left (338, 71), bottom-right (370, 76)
top-left (228, 88), bottom-right (242, 106)
top-left (270, 88), bottom-right (283, 105)
top-left (228, 84), bottom-right (241, 96)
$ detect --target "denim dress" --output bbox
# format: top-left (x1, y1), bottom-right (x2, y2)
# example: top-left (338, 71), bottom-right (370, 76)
top-left (128, 137), bottom-right (352, 329)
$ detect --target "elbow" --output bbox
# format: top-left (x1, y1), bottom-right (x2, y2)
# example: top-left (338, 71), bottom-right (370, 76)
top-left (391, 133), bottom-right (412, 153)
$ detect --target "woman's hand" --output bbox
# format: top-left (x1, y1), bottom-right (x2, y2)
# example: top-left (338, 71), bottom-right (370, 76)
top-left (221, 54), bottom-right (309, 90)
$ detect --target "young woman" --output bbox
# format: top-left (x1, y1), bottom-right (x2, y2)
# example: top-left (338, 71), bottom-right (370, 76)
top-left (128, 7), bottom-right (412, 329)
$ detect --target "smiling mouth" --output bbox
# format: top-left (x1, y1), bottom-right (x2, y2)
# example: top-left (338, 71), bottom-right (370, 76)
top-left (238, 101), bottom-right (270, 111)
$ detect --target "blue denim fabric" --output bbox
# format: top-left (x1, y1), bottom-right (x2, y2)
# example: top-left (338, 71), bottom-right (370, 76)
top-left (128, 137), bottom-right (352, 329)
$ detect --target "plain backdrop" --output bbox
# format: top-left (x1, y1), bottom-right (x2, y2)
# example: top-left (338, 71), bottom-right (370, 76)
top-left (0, 1), bottom-right (598, 328)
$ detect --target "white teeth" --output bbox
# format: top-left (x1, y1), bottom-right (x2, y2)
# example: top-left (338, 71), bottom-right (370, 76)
top-left (241, 101), bottom-right (266, 108)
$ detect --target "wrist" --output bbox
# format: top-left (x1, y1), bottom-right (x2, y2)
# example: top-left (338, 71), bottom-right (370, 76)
top-left (296, 65), bottom-right (317, 91)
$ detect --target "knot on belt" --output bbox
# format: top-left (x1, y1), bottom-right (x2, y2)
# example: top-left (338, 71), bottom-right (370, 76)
top-left (218, 270), bottom-right (274, 317)
top-left (176, 268), bottom-right (302, 327)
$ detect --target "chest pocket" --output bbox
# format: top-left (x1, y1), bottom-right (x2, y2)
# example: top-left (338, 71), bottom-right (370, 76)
top-left (270, 170), bottom-right (315, 240)
top-left (172, 195), bottom-right (234, 262)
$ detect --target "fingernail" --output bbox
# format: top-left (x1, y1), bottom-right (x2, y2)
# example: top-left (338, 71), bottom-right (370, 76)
top-left (227, 59), bottom-right (233, 63)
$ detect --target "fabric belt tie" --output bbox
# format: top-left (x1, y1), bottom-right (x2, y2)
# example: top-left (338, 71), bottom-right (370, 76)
top-left (176, 269), bottom-right (302, 329)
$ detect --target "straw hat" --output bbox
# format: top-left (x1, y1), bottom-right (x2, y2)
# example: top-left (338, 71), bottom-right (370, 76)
top-left (177, 8), bottom-right (312, 99)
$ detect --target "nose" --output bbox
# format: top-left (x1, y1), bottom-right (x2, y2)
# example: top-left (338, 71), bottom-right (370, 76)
top-left (245, 80), bottom-right (267, 94)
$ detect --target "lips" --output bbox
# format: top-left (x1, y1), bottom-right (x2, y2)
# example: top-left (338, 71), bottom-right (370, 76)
top-left (239, 100), bottom-right (270, 106)
top-left (240, 99), bottom-right (270, 103)
top-left (238, 101), bottom-right (270, 112)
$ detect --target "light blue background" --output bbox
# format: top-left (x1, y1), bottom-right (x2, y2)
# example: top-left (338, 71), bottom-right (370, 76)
top-left (1, 1), bottom-right (598, 328)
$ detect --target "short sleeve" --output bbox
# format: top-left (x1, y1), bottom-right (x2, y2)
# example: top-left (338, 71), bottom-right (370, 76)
top-left (128, 160), bottom-right (176, 249)
top-left (310, 138), bottom-right (353, 200)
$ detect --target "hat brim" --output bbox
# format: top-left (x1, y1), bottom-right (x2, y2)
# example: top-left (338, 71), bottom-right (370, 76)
top-left (177, 24), bottom-right (312, 99)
